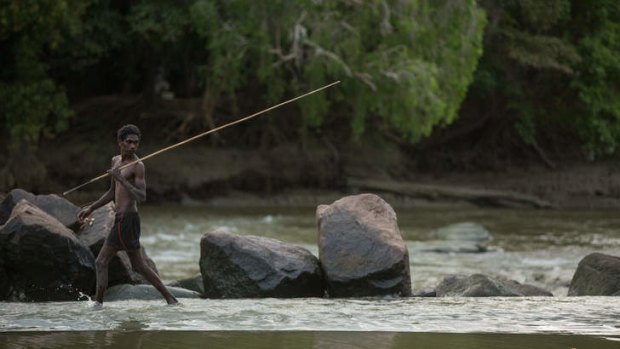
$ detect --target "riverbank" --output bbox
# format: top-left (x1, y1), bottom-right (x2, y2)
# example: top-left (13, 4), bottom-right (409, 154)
top-left (1, 102), bottom-right (615, 211)
top-left (0, 90), bottom-right (616, 209)
top-left (47, 143), bottom-right (620, 210)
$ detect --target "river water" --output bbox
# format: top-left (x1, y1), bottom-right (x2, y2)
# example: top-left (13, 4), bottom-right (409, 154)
top-left (1, 205), bottom-right (620, 348)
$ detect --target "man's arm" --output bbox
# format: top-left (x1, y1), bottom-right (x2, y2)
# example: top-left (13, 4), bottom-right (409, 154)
top-left (78, 158), bottom-right (116, 221)
top-left (109, 162), bottom-right (146, 203)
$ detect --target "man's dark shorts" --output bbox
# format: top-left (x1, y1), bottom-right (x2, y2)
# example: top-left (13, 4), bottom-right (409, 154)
top-left (106, 212), bottom-right (141, 251)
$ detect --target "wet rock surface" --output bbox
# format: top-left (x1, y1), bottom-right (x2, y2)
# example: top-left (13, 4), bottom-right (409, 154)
top-left (436, 274), bottom-right (553, 297)
top-left (568, 253), bottom-right (620, 296)
top-left (200, 231), bottom-right (324, 298)
top-left (317, 194), bottom-right (411, 297)
top-left (0, 201), bottom-right (95, 301)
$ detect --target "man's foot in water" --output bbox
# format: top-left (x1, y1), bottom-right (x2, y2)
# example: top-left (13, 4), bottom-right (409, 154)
top-left (166, 296), bottom-right (180, 306)
top-left (91, 301), bottom-right (103, 310)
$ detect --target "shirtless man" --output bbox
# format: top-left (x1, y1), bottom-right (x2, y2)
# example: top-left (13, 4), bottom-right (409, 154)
top-left (78, 124), bottom-right (178, 307)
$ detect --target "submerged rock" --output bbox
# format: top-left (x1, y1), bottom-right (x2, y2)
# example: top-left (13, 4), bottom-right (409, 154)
top-left (104, 284), bottom-right (200, 301)
top-left (433, 222), bottom-right (492, 242)
top-left (0, 200), bottom-right (95, 301)
top-left (419, 222), bottom-right (493, 253)
top-left (412, 240), bottom-right (495, 254)
top-left (200, 231), bottom-right (324, 298)
top-left (169, 274), bottom-right (204, 296)
top-left (316, 194), bottom-right (411, 297)
top-left (568, 253), bottom-right (620, 296)
top-left (0, 188), bottom-right (81, 230)
top-left (436, 274), bottom-right (553, 297)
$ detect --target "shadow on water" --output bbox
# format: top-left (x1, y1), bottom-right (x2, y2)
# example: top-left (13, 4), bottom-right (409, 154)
top-left (0, 331), bottom-right (619, 349)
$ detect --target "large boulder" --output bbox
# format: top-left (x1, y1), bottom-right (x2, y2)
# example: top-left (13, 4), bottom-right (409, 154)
top-left (0, 200), bottom-right (95, 301)
top-left (200, 231), bottom-right (324, 298)
top-left (104, 284), bottom-right (200, 301)
top-left (76, 203), bottom-right (159, 287)
top-left (316, 194), bottom-right (411, 297)
top-left (436, 274), bottom-right (553, 297)
top-left (0, 188), bottom-right (81, 230)
top-left (568, 253), bottom-right (620, 296)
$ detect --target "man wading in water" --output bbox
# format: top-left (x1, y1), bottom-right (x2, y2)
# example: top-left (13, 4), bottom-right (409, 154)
top-left (78, 124), bottom-right (178, 308)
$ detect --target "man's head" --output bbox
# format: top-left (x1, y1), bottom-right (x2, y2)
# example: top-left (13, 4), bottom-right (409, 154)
top-left (117, 124), bottom-right (141, 156)
top-left (117, 124), bottom-right (141, 142)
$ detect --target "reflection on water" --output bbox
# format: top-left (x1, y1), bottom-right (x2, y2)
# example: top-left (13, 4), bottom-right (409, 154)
top-left (1, 331), bottom-right (619, 349)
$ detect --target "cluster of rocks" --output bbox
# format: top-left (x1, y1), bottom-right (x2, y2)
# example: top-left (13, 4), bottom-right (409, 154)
top-left (196, 193), bottom-right (411, 298)
top-left (1, 188), bottom-right (619, 302)
top-left (0, 189), bottom-right (163, 301)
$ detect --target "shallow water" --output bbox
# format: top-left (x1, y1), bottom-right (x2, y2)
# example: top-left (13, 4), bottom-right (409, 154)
top-left (139, 206), bottom-right (620, 296)
top-left (1, 297), bottom-right (619, 334)
top-left (1, 205), bottom-right (620, 345)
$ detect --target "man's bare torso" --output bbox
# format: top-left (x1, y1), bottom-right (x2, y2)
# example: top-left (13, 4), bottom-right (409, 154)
top-left (112, 155), bottom-right (141, 213)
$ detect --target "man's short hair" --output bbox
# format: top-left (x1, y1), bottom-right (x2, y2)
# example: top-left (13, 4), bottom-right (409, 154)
top-left (117, 124), bottom-right (141, 141)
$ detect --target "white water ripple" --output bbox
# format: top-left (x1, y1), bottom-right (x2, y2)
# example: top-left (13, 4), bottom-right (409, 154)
top-left (1, 297), bottom-right (619, 335)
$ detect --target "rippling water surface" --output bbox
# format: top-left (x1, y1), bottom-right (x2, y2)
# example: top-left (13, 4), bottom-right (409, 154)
top-left (1, 297), bottom-right (619, 334)
top-left (2, 205), bottom-right (620, 348)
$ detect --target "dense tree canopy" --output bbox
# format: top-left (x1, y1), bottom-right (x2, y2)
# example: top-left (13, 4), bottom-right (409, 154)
top-left (467, 0), bottom-right (620, 159)
top-left (1, 0), bottom-right (620, 181)
top-left (0, 0), bottom-right (90, 148)
top-left (1, 0), bottom-right (485, 148)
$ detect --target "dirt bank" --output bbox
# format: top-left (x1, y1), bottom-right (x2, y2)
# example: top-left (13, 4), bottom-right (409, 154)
top-left (37, 138), bottom-right (620, 209)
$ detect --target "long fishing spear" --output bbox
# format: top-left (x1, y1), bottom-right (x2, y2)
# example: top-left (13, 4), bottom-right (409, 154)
top-left (63, 80), bottom-right (341, 197)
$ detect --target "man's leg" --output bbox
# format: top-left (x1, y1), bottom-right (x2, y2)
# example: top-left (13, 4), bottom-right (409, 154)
top-left (95, 244), bottom-right (118, 304)
top-left (127, 247), bottom-right (178, 304)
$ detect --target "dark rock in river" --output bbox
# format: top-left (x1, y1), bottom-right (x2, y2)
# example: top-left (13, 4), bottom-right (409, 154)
top-left (77, 202), bottom-right (117, 252)
top-left (436, 274), bottom-right (553, 297)
top-left (316, 194), bottom-right (411, 297)
top-left (104, 284), bottom-right (200, 301)
top-left (0, 188), bottom-right (81, 230)
top-left (200, 231), bottom-right (324, 298)
top-left (76, 203), bottom-right (160, 287)
top-left (0, 200), bottom-right (95, 301)
top-left (568, 253), bottom-right (620, 296)
top-left (0, 259), bottom-right (9, 301)
top-left (169, 274), bottom-right (204, 296)
top-left (412, 290), bottom-right (437, 297)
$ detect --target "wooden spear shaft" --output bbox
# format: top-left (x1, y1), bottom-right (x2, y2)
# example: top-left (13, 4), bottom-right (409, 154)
top-left (63, 80), bottom-right (341, 196)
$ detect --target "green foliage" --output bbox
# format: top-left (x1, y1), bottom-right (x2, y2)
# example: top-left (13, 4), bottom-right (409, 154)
top-left (1, 0), bottom-right (486, 151)
top-left (569, 1), bottom-right (620, 156)
top-left (0, 0), bottom-right (90, 148)
top-left (0, 80), bottom-right (71, 146)
top-left (412, 0), bottom-right (487, 132)
top-left (3, 0), bottom-right (620, 168)
top-left (187, 0), bottom-right (486, 142)
top-left (471, 0), bottom-right (620, 158)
